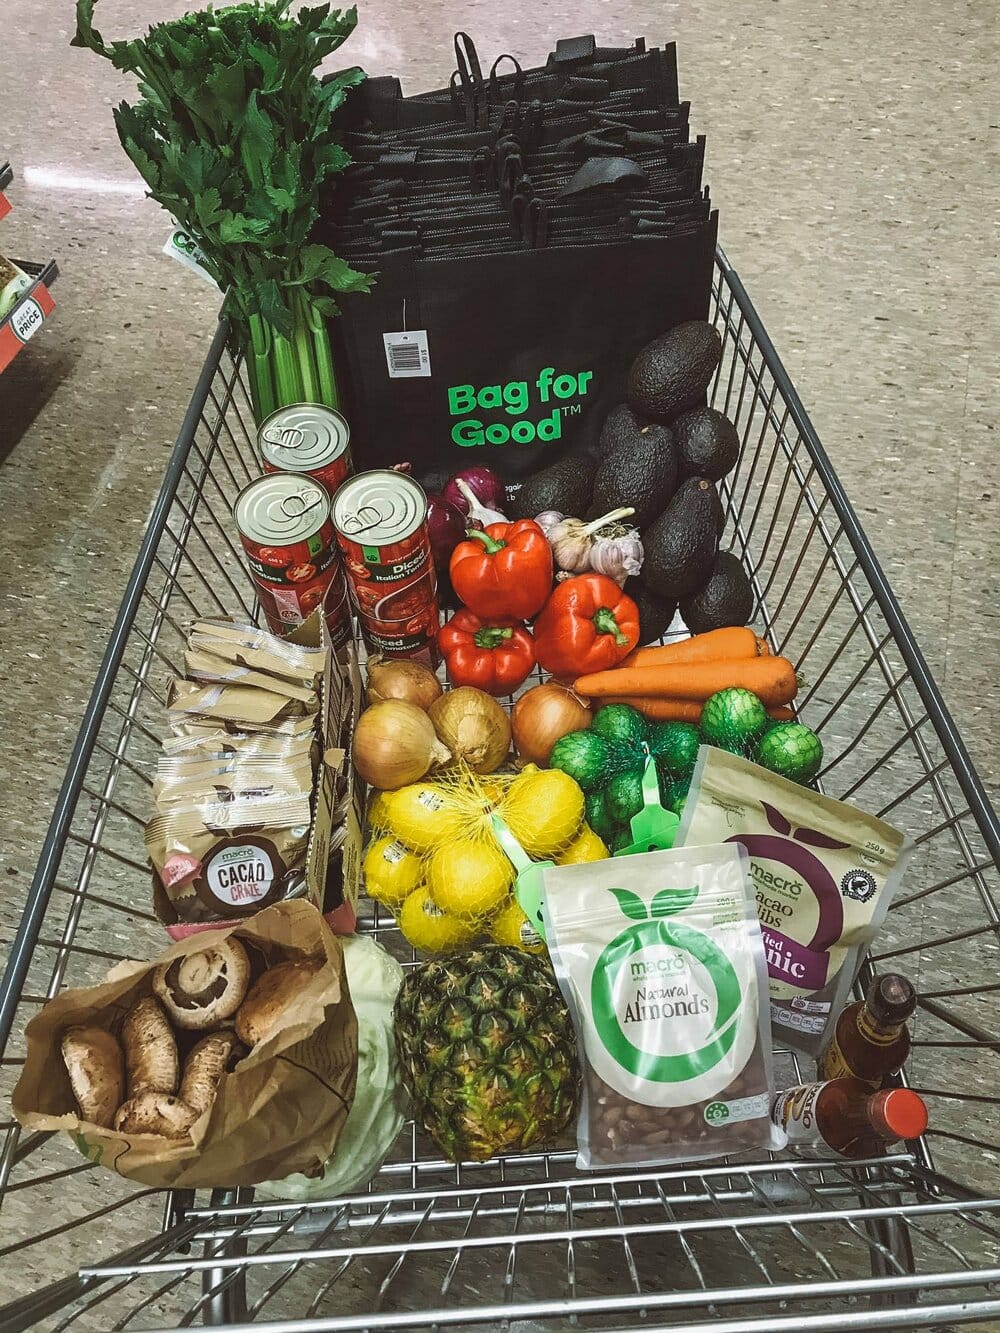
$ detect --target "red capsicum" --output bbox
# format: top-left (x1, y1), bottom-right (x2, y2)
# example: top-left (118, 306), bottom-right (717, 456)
top-left (449, 520), bottom-right (553, 621)
top-left (533, 573), bottom-right (640, 678)
top-left (438, 609), bottom-right (536, 695)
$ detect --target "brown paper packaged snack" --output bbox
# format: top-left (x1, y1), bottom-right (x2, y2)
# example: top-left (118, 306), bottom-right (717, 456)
top-left (190, 619), bottom-right (327, 686)
top-left (168, 678), bottom-right (308, 726)
top-left (153, 756), bottom-right (315, 810)
top-left (11, 902), bottom-right (358, 1188)
top-left (183, 648), bottom-right (320, 710)
top-left (168, 714), bottom-right (318, 741)
top-left (161, 730), bottom-right (317, 761)
top-left (146, 794), bottom-right (312, 923)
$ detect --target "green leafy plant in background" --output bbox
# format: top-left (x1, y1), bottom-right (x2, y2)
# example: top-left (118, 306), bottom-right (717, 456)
top-left (74, 0), bottom-right (372, 422)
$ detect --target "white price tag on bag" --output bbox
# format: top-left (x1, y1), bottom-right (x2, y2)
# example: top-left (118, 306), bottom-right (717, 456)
top-left (383, 329), bottom-right (431, 378)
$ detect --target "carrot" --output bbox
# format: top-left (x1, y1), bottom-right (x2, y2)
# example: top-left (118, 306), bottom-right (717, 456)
top-left (574, 655), bottom-right (798, 706)
top-left (604, 696), bottom-right (795, 723)
top-left (622, 627), bottom-right (770, 670)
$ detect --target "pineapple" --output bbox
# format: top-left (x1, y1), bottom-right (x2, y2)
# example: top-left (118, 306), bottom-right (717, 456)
top-left (393, 946), bottom-right (580, 1162)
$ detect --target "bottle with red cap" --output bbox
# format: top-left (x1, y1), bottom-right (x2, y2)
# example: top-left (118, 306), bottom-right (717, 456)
top-left (772, 1077), bottom-right (928, 1158)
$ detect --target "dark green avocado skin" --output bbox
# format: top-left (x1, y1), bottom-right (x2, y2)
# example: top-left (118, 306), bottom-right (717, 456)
top-left (597, 403), bottom-right (651, 458)
top-left (627, 321), bottom-right (723, 423)
top-left (586, 422), bottom-right (678, 528)
top-left (680, 550), bottom-right (753, 632)
top-left (625, 578), bottom-right (677, 644)
top-left (641, 476), bottom-right (723, 599)
top-left (509, 452), bottom-right (598, 520)
top-left (673, 406), bottom-right (740, 481)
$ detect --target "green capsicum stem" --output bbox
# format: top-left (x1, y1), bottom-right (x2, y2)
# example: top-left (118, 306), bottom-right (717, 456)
top-left (473, 626), bottom-right (514, 649)
top-left (593, 607), bottom-right (628, 646)
top-left (466, 529), bottom-right (506, 554)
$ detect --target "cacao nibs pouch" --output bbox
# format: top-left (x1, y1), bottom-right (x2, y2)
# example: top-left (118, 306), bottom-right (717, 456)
top-left (543, 843), bottom-right (782, 1170)
top-left (677, 747), bottom-right (912, 1056)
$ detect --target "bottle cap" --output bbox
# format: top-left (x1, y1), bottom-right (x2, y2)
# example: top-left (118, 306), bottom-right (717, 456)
top-left (868, 1088), bottom-right (928, 1142)
top-left (867, 973), bottom-right (916, 1025)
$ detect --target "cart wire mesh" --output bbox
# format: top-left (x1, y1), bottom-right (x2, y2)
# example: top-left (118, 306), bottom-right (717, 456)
top-left (0, 247), bottom-right (998, 1331)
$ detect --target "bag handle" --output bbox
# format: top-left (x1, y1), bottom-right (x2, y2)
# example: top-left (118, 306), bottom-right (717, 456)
top-left (453, 31), bottom-right (485, 127)
top-left (489, 54), bottom-right (525, 108)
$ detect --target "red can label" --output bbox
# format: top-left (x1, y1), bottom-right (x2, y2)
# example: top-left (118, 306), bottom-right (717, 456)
top-left (335, 529), bottom-right (439, 662)
top-left (239, 519), bottom-right (345, 640)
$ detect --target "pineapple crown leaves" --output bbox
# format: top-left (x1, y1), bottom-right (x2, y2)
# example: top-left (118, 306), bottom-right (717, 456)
top-left (609, 884), bottom-right (699, 922)
top-left (74, 0), bottom-right (371, 334)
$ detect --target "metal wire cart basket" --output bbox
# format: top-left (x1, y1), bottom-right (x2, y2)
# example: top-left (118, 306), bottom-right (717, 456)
top-left (2, 248), bottom-right (998, 1332)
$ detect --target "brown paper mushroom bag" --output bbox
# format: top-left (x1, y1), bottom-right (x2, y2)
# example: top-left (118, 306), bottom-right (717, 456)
top-left (11, 901), bottom-right (358, 1188)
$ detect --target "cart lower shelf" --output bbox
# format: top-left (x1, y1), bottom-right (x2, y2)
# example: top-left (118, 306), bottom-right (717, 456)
top-left (0, 247), bottom-right (998, 1331)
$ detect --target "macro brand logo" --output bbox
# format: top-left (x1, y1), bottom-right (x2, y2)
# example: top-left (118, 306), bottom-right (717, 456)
top-left (446, 367), bottom-right (595, 447)
top-left (590, 884), bottom-right (742, 1084)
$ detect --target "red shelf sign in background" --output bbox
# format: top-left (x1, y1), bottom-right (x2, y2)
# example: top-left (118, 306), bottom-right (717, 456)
top-left (0, 282), bottom-right (56, 374)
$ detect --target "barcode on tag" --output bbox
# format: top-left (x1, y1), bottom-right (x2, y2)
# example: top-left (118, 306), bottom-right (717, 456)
top-left (383, 329), bottom-right (431, 378)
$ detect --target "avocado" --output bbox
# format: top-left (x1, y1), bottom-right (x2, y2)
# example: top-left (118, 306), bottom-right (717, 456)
top-left (641, 476), bottom-right (722, 599)
top-left (625, 577), bottom-right (677, 644)
top-left (674, 406), bottom-right (740, 481)
top-left (596, 403), bottom-right (651, 458)
top-left (509, 451), bottom-right (598, 521)
top-left (627, 321), bottom-right (723, 424)
top-left (679, 550), bottom-right (753, 633)
top-left (586, 422), bottom-right (678, 528)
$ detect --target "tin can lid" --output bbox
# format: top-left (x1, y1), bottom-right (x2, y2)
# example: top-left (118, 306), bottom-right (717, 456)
top-left (234, 474), bottom-right (330, 545)
top-left (257, 404), bottom-right (350, 474)
top-left (331, 470), bottom-right (427, 546)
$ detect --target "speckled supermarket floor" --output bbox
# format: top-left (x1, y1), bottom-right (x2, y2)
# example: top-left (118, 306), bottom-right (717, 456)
top-left (0, 0), bottom-right (998, 1328)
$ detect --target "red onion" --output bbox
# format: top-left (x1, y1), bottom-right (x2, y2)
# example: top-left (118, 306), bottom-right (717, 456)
top-left (425, 493), bottom-right (466, 569)
top-left (442, 466), bottom-right (506, 516)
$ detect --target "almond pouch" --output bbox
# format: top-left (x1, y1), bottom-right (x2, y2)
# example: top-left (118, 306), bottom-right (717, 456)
top-left (543, 844), bottom-right (781, 1169)
top-left (677, 747), bottom-right (912, 1055)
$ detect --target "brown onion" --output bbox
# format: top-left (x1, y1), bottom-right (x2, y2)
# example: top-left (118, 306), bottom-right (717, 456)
top-left (353, 701), bottom-right (451, 790)
top-left (366, 656), bottom-right (443, 711)
top-left (428, 687), bottom-right (510, 774)
top-left (511, 682), bottom-right (592, 767)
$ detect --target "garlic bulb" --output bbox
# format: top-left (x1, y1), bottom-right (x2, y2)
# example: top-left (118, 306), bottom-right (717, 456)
top-left (589, 526), bottom-right (644, 585)
top-left (537, 505), bottom-right (643, 584)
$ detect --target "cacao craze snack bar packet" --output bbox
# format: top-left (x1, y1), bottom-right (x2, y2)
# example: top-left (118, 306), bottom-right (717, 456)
top-left (677, 748), bottom-right (912, 1056)
top-left (189, 619), bottom-right (327, 687)
top-left (146, 793), bottom-right (312, 923)
top-left (152, 755), bottom-right (315, 810)
top-left (544, 844), bottom-right (783, 1169)
top-left (183, 648), bottom-right (320, 711)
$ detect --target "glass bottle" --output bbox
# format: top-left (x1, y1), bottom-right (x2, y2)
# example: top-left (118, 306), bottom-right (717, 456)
top-left (817, 973), bottom-right (916, 1087)
top-left (772, 1077), bottom-right (928, 1158)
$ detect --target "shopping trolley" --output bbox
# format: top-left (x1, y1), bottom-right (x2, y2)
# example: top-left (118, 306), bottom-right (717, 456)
top-left (1, 246), bottom-right (998, 1332)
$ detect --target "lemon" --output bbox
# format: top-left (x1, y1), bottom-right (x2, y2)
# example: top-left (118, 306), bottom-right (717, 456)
top-left (426, 838), bottom-right (514, 920)
top-left (399, 885), bottom-right (477, 954)
top-left (501, 766), bottom-right (585, 857)
top-left (489, 897), bottom-right (546, 955)
top-left (367, 790), bottom-right (391, 831)
top-left (363, 836), bottom-right (424, 909)
top-left (382, 782), bottom-right (463, 853)
top-left (556, 823), bottom-right (610, 865)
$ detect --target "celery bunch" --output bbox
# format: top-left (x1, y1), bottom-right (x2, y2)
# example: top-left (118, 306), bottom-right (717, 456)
top-left (74, 0), bottom-right (372, 421)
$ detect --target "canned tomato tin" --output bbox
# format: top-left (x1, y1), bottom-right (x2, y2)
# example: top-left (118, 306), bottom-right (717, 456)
top-left (331, 470), bottom-right (440, 663)
top-left (257, 403), bottom-right (353, 496)
top-left (234, 473), bottom-right (350, 646)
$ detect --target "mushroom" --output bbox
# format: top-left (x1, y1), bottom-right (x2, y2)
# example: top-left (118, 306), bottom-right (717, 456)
top-left (61, 1026), bottom-right (124, 1128)
top-left (178, 1031), bottom-right (236, 1116)
top-left (113, 1091), bottom-right (198, 1139)
top-left (122, 995), bottom-right (179, 1096)
top-left (235, 959), bottom-right (323, 1047)
top-left (153, 938), bottom-right (251, 1031)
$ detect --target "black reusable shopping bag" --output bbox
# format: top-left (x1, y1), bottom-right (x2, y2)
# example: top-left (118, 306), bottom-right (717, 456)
top-left (330, 213), bottom-right (718, 483)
